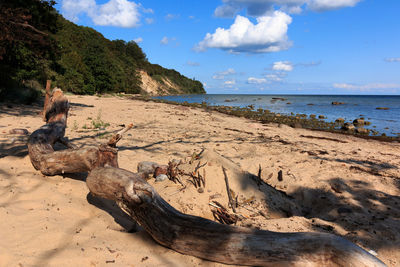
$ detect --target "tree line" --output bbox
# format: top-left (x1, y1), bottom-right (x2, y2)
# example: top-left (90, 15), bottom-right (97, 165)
top-left (0, 0), bottom-right (204, 102)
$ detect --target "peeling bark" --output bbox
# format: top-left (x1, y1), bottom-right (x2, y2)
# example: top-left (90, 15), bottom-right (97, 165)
top-left (86, 167), bottom-right (386, 267)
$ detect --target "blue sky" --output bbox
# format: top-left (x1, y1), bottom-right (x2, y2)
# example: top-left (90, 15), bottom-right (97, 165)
top-left (55, 0), bottom-right (400, 94)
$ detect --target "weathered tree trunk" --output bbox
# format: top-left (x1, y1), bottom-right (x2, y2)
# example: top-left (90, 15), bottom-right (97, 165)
top-left (28, 89), bottom-right (129, 175)
top-left (86, 167), bottom-right (386, 267)
top-left (42, 80), bottom-right (52, 121)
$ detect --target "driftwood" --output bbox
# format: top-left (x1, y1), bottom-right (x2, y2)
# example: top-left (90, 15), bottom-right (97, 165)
top-left (86, 167), bottom-right (385, 267)
top-left (28, 88), bottom-right (131, 175)
top-left (42, 80), bottom-right (52, 121)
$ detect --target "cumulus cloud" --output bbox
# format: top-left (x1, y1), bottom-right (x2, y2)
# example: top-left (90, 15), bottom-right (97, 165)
top-left (213, 0), bottom-right (362, 17)
top-left (133, 37), bottom-right (143, 43)
top-left (247, 77), bottom-right (268, 84)
top-left (272, 61), bottom-right (293, 71)
top-left (196, 11), bottom-right (292, 53)
top-left (333, 83), bottom-right (400, 92)
top-left (62, 0), bottom-right (142, 27)
top-left (385, 57), bottom-right (400, 63)
top-left (214, 4), bottom-right (241, 17)
top-left (206, 1), bottom-right (361, 54)
top-left (212, 68), bottom-right (236, 79)
top-left (62, 0), bottom-right (95, 22)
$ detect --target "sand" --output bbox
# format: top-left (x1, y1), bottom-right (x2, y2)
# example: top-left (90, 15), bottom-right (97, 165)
top-left (0, 94), bottom-right (399, 267)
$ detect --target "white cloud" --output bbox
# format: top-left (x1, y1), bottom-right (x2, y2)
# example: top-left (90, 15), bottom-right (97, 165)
top-left (272, 61), bottom-right (293, 71)
top-left (213, 0), bottom-right (362, 17)
top-left (62, 0), bottom-right (142, 27)
top-left (196, 11), bottom-right (292, 53)
top-left (385, 57), bottom-right (400, 63)
top-left (333, 83), bottom-right (400, 92)
top-left (266, 74), bottom-right (283, 82)
top-left (212, 68), bottom-right (236, 79)
top-left (187, 61), bottom-right (200, 66)
top-left (308, 0), bottom-right (361, 11)
top-left (62, 0), bottom-right (95, 22)
top-left (160, 36), bottom-right (177, 45)
top-left (165, 13), bottom-right (179, 21)
top-left (221, 68), bottom-right (236, 75)
top-left (133, 37), bottom-right (143, 43)
top-left (224, 80), bottom-right (236, 87)
top-left (247, 77), bottom-right (268, 84)
top-left (214, 4), bottom-right (241, 17)
top-left (160, 36), bottom-right (169, 45)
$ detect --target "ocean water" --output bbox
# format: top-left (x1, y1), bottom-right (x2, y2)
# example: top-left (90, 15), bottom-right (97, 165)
top-left (154, 94), bottom-right (400, 136)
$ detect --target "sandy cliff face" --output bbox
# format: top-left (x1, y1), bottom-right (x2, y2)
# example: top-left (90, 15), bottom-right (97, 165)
top-left (139, 70), bottom-right (183, 96)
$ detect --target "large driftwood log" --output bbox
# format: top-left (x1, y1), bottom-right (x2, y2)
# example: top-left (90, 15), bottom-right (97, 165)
top-left (86, 167), bottom-right (386, 267)
top-left (28, 88), bottom-right (130, 175)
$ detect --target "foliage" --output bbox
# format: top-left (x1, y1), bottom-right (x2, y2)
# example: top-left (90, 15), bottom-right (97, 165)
top-left (90, 109), bottom-right (110, 129)
top-left (0, 0), bottom-right (58, 100)
top-left (0, 0), bottom-right (205, 101)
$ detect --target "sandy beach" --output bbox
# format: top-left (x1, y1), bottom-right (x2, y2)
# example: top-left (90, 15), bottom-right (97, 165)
top-left (1, 94), bottom-right (399, 267)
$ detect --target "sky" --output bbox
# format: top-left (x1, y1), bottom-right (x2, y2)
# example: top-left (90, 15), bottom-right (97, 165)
top-left (55, 0), bottom-right (400, 95)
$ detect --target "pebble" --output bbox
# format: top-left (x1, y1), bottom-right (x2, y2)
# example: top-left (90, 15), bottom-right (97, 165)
top-left (137, 161), bottom-right (159, 178)
top-left (9, 128), bottom-right (29, 135)
top-left (155, 174), bottom-right (168, 182)
top-left (154, 165), bottom-right (168, 177)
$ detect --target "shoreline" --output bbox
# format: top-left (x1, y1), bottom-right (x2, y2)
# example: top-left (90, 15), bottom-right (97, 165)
top-left (131, 94), bottom-right (400, 142)
top-left (1, 94), bottom-right (399, 266)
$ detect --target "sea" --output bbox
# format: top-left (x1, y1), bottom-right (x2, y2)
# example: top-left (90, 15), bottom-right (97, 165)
top-left (154, 94), bottom-right (400, 137)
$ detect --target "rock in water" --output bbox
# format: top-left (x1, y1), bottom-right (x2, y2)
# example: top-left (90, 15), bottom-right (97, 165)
top-left (342, 123), bottom-right (355, 132)
top-left (335, 118), bottom-right (345, 123)
top-left (356, 127), bottom-right (369, 134)
top-left (353, 118), bottom-right (365, 126)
